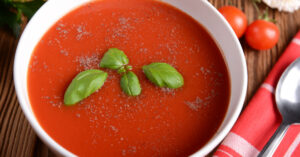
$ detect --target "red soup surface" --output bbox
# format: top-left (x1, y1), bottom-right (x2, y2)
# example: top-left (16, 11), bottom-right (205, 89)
top-left (27, 0), bottom-right (230, 156)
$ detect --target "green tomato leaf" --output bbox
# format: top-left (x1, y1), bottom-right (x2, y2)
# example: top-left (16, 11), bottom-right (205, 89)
top-left (64, 69), bottom-right (108, 105)
top-left (99, 48), bottom-right (129, 70)
top-left (0, 4), bottom-right (22, 36)
top-left (12, 0), bottom-right (45, 19)
top-left (143, 62), bottom-right (184, 89)
top-left (120, 71), bottom-right (141, 96)
top-left (0, 0), bottom-right (45, 37)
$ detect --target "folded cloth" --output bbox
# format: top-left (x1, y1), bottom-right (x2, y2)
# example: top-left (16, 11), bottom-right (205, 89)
top-left (214, 31), bottom-right (300, 157)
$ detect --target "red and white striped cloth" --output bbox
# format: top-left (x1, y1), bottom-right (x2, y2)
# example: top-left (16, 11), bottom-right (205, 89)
top-left (214, 31), bottom-right (300, 157)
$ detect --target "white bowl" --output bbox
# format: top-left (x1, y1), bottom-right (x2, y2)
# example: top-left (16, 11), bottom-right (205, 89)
top-left (14, 0), bottom-right (247, 156)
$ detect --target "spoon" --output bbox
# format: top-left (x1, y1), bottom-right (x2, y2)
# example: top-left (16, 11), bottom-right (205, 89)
top-left (258, 58), bottom-right (300, 157)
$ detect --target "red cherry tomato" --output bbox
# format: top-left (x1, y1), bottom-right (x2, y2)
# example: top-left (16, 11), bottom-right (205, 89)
top-left (245, 20), bottom-right (279, 50)
top-left (218, 6), bottom-right (248, 38)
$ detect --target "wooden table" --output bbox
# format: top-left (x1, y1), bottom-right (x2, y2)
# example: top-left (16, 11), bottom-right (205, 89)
top-left (1, 0), bottom-right (300, 156)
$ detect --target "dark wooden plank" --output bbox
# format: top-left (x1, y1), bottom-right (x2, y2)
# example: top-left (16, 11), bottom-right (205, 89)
top-left (0, 1), bottom-right (300, 157)
top-left (0, 29), bottom-right (37, 157)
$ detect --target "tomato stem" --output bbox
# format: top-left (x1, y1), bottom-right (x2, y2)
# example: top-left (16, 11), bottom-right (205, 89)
top-left (251, 0), bottom-right (276, 23)
top-left (251, 0), bottom-right (261, 15)
top-left (259, 7), bottom-right (268, 19)
top-left (259, 7), bottom-right (277, 23)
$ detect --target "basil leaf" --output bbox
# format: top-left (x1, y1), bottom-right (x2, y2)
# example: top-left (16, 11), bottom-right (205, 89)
top-left (120, 71), bottom-right (141, 96)
top-left (143, 63), bottom-right (184, 89)
top-left (99, 48), bottom-right (129, 70)
top-left (64, 69), bottom-right (108, 105)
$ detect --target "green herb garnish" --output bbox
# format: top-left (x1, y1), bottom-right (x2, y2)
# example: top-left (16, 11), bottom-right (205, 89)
top-left (99, 48), bottom-right (141, 96)
top-left (143, 62), bottom-right (184, 89)
top-left (0, 0), bottom-right (45, 37)
top-left (64, 69), bottom-right (107, 105)
top-left (120, 71), bottom-right (141, 96)
top-left (99, 48), bottom-right (129, 70)
top-left (63, 49), bottom-right (185, 104)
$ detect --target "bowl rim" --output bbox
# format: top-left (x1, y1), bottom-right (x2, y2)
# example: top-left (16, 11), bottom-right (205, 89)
top-left (184, 1), bottom-right (247, 156)
top-left (13, 0), bottom-right (248, 156)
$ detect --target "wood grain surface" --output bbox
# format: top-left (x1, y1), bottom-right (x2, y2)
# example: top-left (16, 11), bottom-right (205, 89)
top-left (0, 0), bottom-right (300, 156)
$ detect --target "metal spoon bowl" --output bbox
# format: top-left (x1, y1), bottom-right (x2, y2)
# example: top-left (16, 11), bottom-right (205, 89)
top-left (258, 58), bottom-right (300, 157)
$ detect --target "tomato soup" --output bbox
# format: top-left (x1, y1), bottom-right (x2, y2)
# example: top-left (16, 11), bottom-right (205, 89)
top-left (27, 0), bottom-right (230, 156)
